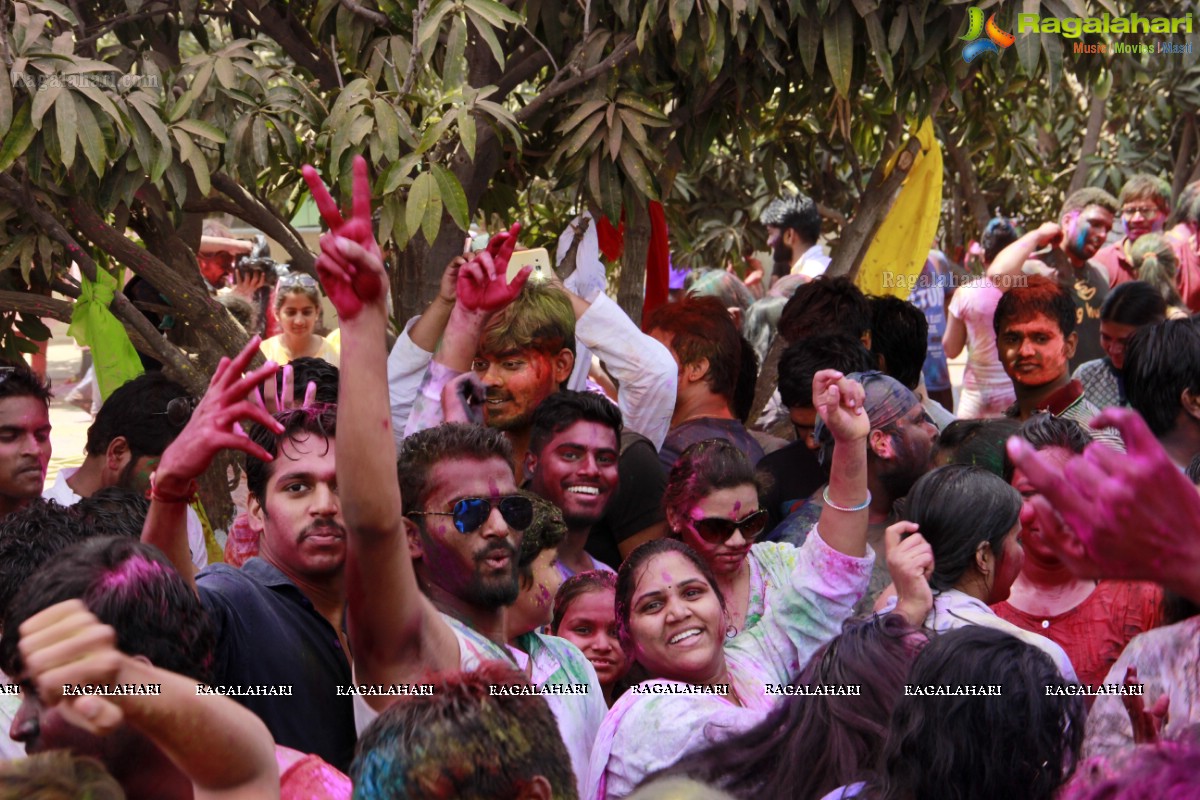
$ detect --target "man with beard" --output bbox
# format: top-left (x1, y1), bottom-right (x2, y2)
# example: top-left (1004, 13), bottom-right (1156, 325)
top-left (1095, 174), bottom-right (1172, 288)
top-left (526, 391), bottom-right (622, 578)
top-left (0, 360), bottom-right (51, 522)
top-left (760, 192), bottom-right (828, 280)
top-left (767, 371), bottom-right (938, 614)
top-left (140, 338), bottom-right (356, 771)
top-left (42, 372), bottom-right (207, 570)
top-left (993, 277), bottom-right (1124, 451)
top-left (988, 187), bottom-right (1119, 369)
top-left (305, 158), bottom-right (605, 797)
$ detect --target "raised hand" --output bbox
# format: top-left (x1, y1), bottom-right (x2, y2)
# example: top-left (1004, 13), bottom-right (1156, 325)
top-left (261, 363), bottom-right (317, 414)
top-left (1122, 666), bottom-right (1169, 744)
top-left (885, 521), bottom-right (934, 627)
top-left (301, 155), bottom-right (387, 321)
top-left (813, 369), bottom-right (868, 443)
top-left (19, 600), bottom-right (126, 735)
top-left (155, 336), bottom-right (284, 485)
top-left (456, 223), bottom-right (531, 313)
top-left (442, 371), bottom-right (485, 425)
top-left (1034, 221), bottom-right (1064, 248)
top-left (1006, 408), bottom-right (1200, 599)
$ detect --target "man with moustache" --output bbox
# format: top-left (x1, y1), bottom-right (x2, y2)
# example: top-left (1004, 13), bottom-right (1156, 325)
top-left (139, 338), bottom-right (356, 771)
top-left (304, 157), bottom-right (605, 797)
top-left (0, 360), bottom-right (51, 523)
top-left (526, 391), bottom-right (622, 578)
top-left (988, 187), bottom-right (1119, 369)
top-left (994, 277), bottom-right (1124, 451)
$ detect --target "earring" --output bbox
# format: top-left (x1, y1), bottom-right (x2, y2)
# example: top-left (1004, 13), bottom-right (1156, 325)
top-left (725, 624), bottom-right (738, 639)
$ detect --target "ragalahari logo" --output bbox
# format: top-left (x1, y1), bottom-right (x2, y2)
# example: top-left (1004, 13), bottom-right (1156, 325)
top-left (961, 7), bottom-right (1016, 62)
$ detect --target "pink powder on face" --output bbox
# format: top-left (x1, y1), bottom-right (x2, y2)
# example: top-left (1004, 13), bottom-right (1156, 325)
top-left (732, 500), bottom-right (742, 515)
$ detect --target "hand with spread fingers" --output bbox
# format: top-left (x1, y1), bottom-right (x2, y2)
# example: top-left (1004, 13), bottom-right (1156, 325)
top-left (1006, 408), bottom-right (1200, 603)
top-left (302, 155), bottom-right (387, 321)
top-left (262, 363), bottom-right (317, 414)
top-left (813, 369), bottom-right (869, 443)
top-left (456, 223), bottom-right (530, 314)
top-left (18, 600), bottom-right (127, 735)
top-left (155, 337), bottom-right (284, 488)
top-left (885, 521), bottom-right (934, 627)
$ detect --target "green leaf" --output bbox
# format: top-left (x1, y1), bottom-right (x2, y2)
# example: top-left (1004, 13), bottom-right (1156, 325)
top-left (432, 163), bottom-right (469, 230)
top-left (0, 103), bottom-right (34, 172)
top-left (252, 116), bottom-right (270, 167)
top-left (74, 96), bottom-right (106, 177)
top-left (26, 0), bottom-right (79, 25)
top-left (459, 108), bottom-right (477, 161)
top-left (466, 9), bottom-right (506, 68)
top-left (173, 118), bottom-right (227, 143)
top-left (417, 0), bottom-right (455, 51)
top-left (606, 112), bottom-right (624, 161)
top-left (74, 83), bottom-right (123, 127)
top-left (618, 139), bottom-right (658, 200)
top-left (378, 152), bottom-right (422, 194)
top-left (31, 83), bottom-right (61, 128)
top-left (462, 0), bottom-right (523, 27)
top-left (552, 109), bottom-right (604, 162)
top-left (129, 95), bottom-right (172, 181)
top-left (558, 99), bottom-right (608, 133)
top-left (863, 11), bottom-right (893, 88)
top-left (823, 3), bottom-right (854, 98)
top-left (406, 171), bottom-right (434, 242)
top-left (372, 98), bottom-right (400, 162)
top-left (15, 313), bottom-right (52, 341)
top-left (215, 56), bottom-right (237, 89)
top-left (0, 66), bottom-right (13, 139)
top-left (1016, 0), bottom-right (1042, 75)
top-left (669, 0), bottom-right (693, 40)
top-left (188, 144), bottom-right (212, 197)
top-left (796, 16), bottom-right (821, 77)
top-left (887, 5), bottom-right (907, 54)
top-left (443, 13), bottom-right (468, 91)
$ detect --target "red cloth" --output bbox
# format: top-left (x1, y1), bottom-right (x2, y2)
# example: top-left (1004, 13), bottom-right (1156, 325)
top-left (1166, 223), bottom-right (1200, 312)
top-left (594, 201), bottom-right (671, 322)
top-left (993, 580), bottom-right (1163, 695)
top-left (1093, 240), bottom-right (1137, 288)
top-left (223, 512), bottom-right (260, 567)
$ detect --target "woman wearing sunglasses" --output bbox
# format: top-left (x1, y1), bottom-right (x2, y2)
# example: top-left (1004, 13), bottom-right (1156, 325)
top-left (586, 371), bottom-right (874, 799)
top-left (259, 272), bottom-right (340, 367)
top-left (664, 438), bottom-right (779, 644)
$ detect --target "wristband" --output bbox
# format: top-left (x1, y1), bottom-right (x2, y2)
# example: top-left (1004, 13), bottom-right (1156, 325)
top-left (148, 471), bottom-right (199, 504)
top-left (822, 485), bottom-right (871, 513)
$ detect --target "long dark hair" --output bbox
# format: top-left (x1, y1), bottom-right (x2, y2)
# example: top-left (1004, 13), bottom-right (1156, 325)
top-left (903, 465), bottom-right (1021, 593)
top-left (872, 627), bottom-right (1085, 800)
top-left (657, 614), bottom-right (922, 800)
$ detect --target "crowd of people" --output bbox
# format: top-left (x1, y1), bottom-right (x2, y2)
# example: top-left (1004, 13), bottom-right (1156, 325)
top-left (2, 158), bottom-right (1200, 799)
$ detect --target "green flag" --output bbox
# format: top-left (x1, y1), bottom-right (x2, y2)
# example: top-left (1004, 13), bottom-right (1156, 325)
top-left (67, 270), bottom-right (144, 401)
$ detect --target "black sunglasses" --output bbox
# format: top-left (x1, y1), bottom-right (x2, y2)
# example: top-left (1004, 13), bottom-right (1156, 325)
top-left (408, 495), bottom-right (534, 534)
top-left (692, 509), bottom-right (769, 544)
top-left (156, 396), bottom-right (197, 427)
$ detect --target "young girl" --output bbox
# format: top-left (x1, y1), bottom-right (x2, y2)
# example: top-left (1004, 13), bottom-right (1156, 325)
top-left (585, 371), bottom-right (875, 798)
top-left (259, 273), bottom-right (340, 366)
top-left (551, 571), bottom-right (630, 705)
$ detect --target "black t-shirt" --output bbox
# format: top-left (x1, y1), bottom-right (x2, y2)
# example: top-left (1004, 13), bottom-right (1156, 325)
top-left (658, 417), bottom-right (766, 472)
top-left (586, 433), bottom-right (667, 569)
top-left (198, 558), bottom-right (355, 771)
top-left (757, 439), bottom-right (828, 531)
top-left (1030, 250), bottom-right (1109, 370)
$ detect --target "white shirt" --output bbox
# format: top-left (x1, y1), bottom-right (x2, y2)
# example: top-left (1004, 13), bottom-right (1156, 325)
top-left (43, 468), bottom-right (208, 571)
top-left (791, 244), bottom-right (831, 279)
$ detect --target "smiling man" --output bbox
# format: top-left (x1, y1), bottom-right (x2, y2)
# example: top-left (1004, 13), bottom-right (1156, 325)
top-left (988, 187), bottom-right (1119, 369)
top-left (527, 391), bottom-right (622, 578)
top-left (0, 361), bottom-right (51, 523)
top-left (1094, 174), bottom-right (1172, 287)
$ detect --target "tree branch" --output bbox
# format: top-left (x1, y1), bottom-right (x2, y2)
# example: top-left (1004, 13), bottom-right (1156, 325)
top-left (339, 0), bottom-right (388, 26)
top-left (513, 36), bottom-right (638, 125)
top-left (0, 291), bottom-right (73, 324)
top-left (211, 172), bottom-right (315, 274)
top-left (401, 0), bottom-right (432, 96)
top-left (239, 1), bottom-right (343, 91)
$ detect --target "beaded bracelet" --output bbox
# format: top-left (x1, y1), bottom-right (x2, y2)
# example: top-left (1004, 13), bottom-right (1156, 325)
top-left (822, 485), bottom-right (871, 513)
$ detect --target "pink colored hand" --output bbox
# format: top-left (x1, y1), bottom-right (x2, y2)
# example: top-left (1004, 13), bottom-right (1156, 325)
top-left (455, 223), bottom-right (531, 313)
top-left (301, 156), bottom-right (386, 320)
top-left (813, 369), bottom-right (868, 443)
top-left (156, 337), bottom-right (284, 483)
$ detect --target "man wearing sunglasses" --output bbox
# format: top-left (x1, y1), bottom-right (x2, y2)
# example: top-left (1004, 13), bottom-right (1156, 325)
top-left (41, 373), bottom-right (208, 570)
top-left (306, 157), bottom-right (604, 798)
top-left (526, 391), bottom-right (622, 579)
top-left (0, 361), bottom-right (51, 522)
top-left (1094, 174), bottom-right (1172, 288)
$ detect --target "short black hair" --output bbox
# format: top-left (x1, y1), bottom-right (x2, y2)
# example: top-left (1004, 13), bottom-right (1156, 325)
top-left (0, 359), bottom-right (51, 406)
top-left (733, 336), bottom-right (758, 423)
top-left (397, 423), bottom-right (513, 513)
top-left (645, 296), bottom-right (742, 407)
top-left (0, 537), bottom-right (216, 683)
top-left (279, 357), bottom-right (339, 406)
top-left (1001, 413), bottom-right (1092, 483)
top-left (867, 296), bottom-right (929, 391)
top-left (0, 499), bottom-right (89, 621)
top-left (936, 418), bottom-right (1022, 478)
top-left (75, 487), bottom-right (150, 540)
top-left (85, 372), bottom-right (192, 458)
top-left (993, 275), bottom-right (1077, 338)
top-left (351, 661), bottom-right (578, 799)
top-left (981, 218), bottom-right (1021, 265)
top-left (777, 334), bottom-right (876, 409)
top-left (778, 276), bottom-right (871, 344)
top-left (529, 391), bottom-right (622, 458)
top-left (245, 405), bottom-right (337, 501)
top-left (1124, 319), bottom-right (1200, 437)
top-left (1100, 280), bottom-right (1167, 327)
top-left (760, 194), bottom-right (822, 243)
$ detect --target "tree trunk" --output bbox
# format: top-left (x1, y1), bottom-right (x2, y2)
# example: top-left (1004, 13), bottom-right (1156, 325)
top-left (1067, 90), bottom-right (1106, 196)
top-left (944, 133), bottom-right (990, 236)
top-left (618, 194), bottom-right (651, 326)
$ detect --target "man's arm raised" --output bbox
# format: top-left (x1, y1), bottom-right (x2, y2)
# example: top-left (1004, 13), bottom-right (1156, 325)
top-left (813, 370), bottom-right (871, 557)
top-left (143, 338), bottom-right (282, 591)
top-left (986, 222), bottom-right (1062, 290)
top-left (303, 157), bottom-right (463, 699)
